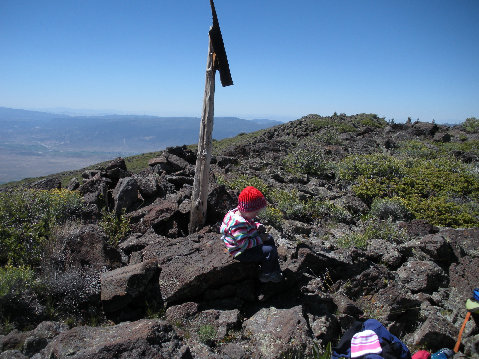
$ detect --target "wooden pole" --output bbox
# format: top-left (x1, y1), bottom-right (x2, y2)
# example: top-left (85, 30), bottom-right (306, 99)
top-left (189, 36), bottom-right (216, 233)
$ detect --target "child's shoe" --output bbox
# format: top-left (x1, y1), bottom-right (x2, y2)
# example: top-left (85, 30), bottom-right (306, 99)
top-left (259, 271), bottom-right (283, 283)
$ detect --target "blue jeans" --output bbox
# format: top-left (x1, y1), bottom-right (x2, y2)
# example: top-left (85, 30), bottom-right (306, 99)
top-left (235, 243), bottom-right (281, 274)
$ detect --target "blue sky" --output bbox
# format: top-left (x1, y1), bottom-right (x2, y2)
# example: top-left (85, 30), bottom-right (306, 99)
top-left (0, 0), bottom-right (478, 123)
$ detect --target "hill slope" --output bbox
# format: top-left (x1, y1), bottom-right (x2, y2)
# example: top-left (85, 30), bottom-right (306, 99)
top-left (1, 114), bottom-right (479, 358)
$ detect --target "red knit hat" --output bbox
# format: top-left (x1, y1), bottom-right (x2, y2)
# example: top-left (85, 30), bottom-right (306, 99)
top-left (238, 186), bottom-right (267, 212)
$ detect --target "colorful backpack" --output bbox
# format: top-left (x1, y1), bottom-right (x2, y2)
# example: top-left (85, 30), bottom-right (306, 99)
top-left (332, 319), bottom-right (411, 359)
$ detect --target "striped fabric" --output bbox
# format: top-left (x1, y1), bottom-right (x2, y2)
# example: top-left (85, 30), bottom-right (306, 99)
top-left (220, 208), bottom-right (263, 257)
top-left (351, 330), bottom-right (382, 358)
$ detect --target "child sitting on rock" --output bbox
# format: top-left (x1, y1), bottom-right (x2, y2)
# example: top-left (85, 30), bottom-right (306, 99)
top-left (220, 186), bottom-right (282, 283)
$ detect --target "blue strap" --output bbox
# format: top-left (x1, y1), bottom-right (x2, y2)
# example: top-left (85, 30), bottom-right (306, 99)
top-left (474, 288), bottom-right (479, 301)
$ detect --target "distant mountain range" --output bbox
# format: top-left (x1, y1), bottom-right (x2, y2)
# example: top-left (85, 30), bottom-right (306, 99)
top-left (0, 107), bottom-right (282, 184)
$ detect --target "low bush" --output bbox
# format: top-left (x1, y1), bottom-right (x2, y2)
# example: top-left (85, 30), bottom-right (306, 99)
top-left (284, 148), bottom-right (332, 179)
top-left (99, 209), bottom-right (131, 247)
top-left (463, 117), bottom-right (479, 133)
top-left (338, 153), bottom-right (405, 182)
top-left (0, 265), bottom-right (42, 332)
top-left (340, 154), bottom-right (479, 227)
top-left (0, 265), bottom-right (38, 298)
top-left (370, 197), bottom-right (412, 221)
top-left (0, 189), bottom-right (83, 266)
top-left (337, 219), bottom-right (408, 249)
top-left (259, 207), bottom-right (284, 228)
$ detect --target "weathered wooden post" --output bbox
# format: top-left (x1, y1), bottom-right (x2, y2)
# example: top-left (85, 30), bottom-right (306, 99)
top-left (189, 0), bottom-right (233, 233)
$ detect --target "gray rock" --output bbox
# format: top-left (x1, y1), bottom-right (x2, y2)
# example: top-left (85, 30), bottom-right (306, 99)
top-left (67, 177), bottom-right (80, 191)
top-left (166, 302), bottom-right (199, 324)
top-left (112, 177), bottom-right (139, 214)
top-left (0, 350), bottom-right (27, 359)
top-left (0, 330), bottom-right (29, 352)
top-left (218, 342), bottom-right (250, 359)
top-left (413, 314), bottom-right (457, 352)
top-left (308, 313), bottom-right (340, 345)
top-left (119, 230), bottom-right (165, 255)
top-left (35, 319), bottom-right (190, 359)
top-left (134, 173), bottom-right (160, 199)
top-left (46, 223), bottom-right (122, 271)
top-left (79, 175), bottom-right (110, 207)
top-left (243, 305), bottom-right (312, 359)
top-left (409, 233), bottom-right (456, 264)
top-left (22, 321), bottom-right (69, 357)
top-left (100, 259), bottom-right (160, 319)
top-left (463, 333), bottom-right (479, 359)
top-left (142, 233), bottom-right (258, 305)
top-left (105, 157), bottom-right (127, 172)
top-left (397, 260), bottom-right (446, 294)
top-left (28, 177), bottom-right (61, 190)
top-left (81, 169), bottom-right (101, 179)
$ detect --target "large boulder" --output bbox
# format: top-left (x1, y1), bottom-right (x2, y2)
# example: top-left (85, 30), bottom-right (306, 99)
top-left (243, 305), bottom-right (312, 359)
top-left (34, 319), bottom-right (191, 359)
top-left (396, 260), bottom-right (446, 294)
top-left (142, 232), bottom-right (258, 306)
top-left (127, 198), bottom-right (188, 237)
top-left (100, 259), bottom-right (161, 321)
top-left (104, 157), bottom-right (130, 185)
top-left (46, 224), bottom-right (122, 271)
top-left (412, 314), bottom-right (457, 352)
top-left (22, 321), bottom-right (69, 357)
top-left (28, 177), bottom-right (61, 190)
top-left (78, 174), bottom-right (110, 208)
top-left (134, 173), bottom-right (161, 200)
top-left (112, 177), bottom-right (139, 215)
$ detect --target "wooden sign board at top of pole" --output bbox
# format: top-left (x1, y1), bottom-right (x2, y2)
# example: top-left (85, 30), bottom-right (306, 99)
top-left (188, 0), bottom-right (233, 234)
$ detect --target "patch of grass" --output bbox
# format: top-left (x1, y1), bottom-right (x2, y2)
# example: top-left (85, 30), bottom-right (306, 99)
top-left (198, 324), bottom-right (217, 344)
top-left (396, 139), bottom-right (479, 160)
top-left (280, 342), bottom-right (332, 359)
top-left (124, 151), bottom-right (164, 173)
top-left (338, 153), bottom-right (405, 183)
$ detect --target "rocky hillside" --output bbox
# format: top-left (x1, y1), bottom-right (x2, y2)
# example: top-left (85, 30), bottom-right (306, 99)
top-left (1, 114), bottom-right (478, 358)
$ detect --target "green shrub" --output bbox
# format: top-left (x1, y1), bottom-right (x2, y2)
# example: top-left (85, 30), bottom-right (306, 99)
top-left (99, 209), bottom-right (131, 247)
top-left (370, 197), bottom-right (411, 221)
top-left (310, 117), bottom-right (356, 133)
top-left (396, 140), bottom-right (439, 159)
top-left (284, 148), bottom-right (331, 178)
top-left (0, 265), bottom-right (38, 298)
top-left (0, 189), bottom-right (83, 266)
top-left (259, 207), bottom-right (284, 228)
top-left (337, 219), bottom-right (408, 249)
top-left (227, 175), bottom-right (269, 197)
top-left (463, 117), bottom-right (479, 133)
top-left (338, 153), bottom-right (405, 182)
top-left (338, 151), bottom-right (479, 228)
